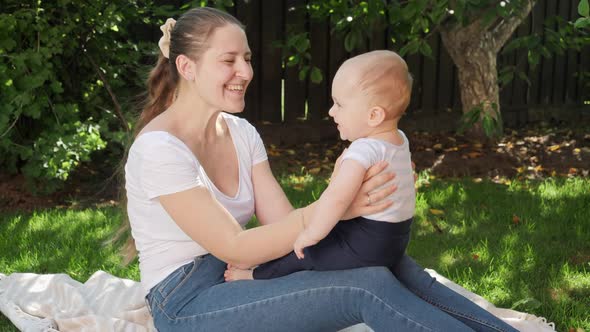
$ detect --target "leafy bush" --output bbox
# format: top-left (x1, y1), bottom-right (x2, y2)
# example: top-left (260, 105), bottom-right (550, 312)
top-left (0, 1), bottom-right (160, 192)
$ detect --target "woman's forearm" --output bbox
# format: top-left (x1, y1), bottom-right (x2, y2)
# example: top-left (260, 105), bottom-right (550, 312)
top-left (227, 208), bottom-right (305, 267)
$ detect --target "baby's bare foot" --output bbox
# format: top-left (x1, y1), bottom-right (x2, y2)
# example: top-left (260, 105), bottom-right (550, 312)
top-left (224, 268), bottom-right (253, 281)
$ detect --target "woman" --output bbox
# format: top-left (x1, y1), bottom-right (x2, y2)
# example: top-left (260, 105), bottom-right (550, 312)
top-left (123, 7), bottom-right (517, 332)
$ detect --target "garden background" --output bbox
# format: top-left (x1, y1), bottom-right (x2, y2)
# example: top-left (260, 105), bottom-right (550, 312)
top-left (1, 0), bottom-right (589, 331)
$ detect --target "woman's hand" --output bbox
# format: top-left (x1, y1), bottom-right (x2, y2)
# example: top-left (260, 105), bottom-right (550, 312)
top-left (341, 160), bottom-right (397, 220)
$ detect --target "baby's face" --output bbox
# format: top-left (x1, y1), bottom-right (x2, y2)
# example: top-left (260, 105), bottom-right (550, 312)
top-left (328, 65), bottom-right (372, 142)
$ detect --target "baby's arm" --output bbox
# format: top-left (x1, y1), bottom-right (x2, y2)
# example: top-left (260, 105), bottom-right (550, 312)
top-left (294, 159), bottom-right (366, 258)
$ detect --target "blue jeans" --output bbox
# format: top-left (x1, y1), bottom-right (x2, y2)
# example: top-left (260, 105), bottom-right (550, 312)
top-left (146, 254), bottom-right (517, 332)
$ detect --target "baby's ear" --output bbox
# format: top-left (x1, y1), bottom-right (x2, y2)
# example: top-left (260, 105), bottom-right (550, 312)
top-left (367, 106), bottom-right (386, 127)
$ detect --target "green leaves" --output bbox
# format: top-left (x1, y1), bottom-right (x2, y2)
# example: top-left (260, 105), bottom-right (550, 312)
top-left (0, 0), bottom-right (155, 191)
top-left (310, 66), bottom-right (323, 84)
top-left (458, 102), bottom-right (503, 138)
top-left (575, 0), bottom-right (590, 28)
top-left (344, 29), bottom-right (363, 52)
top-left (579, 0), bottom-right (589, 17)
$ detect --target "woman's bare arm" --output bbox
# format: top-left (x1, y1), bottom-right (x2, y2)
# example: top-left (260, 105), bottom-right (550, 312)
top-left (159, 187), bottom-right (303, 267)
top-left (251, 161), bottom-right (294, 225)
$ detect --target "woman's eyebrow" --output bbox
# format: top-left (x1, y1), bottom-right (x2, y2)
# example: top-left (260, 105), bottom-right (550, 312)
top-left (219, 51), bottom-right (252, 56)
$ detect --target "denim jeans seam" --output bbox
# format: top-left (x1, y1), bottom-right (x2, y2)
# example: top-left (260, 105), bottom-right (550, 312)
top-left (157, 270), bottom-right (186, 299)
top-left (159, 258), bottom-right (202, 306)
top-left (410, 288), bottom-right (507, 332)
top-left (156, 268), bottom-right (186, 300)
top-left (156, 285), bottom-right (434, 331)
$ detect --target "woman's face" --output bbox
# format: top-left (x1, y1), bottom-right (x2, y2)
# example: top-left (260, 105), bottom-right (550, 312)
top-left (194, 24), bottom-right (253, 113)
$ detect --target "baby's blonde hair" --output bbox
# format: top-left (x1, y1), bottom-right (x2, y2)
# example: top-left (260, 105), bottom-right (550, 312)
top-left (344, 50), bottom-right (413, 120)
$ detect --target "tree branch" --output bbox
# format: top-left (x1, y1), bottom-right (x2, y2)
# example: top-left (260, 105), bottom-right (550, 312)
top-left (490, 0), bottom-right (537, 52)
top-left (84, 51), bottom-right (130, 132)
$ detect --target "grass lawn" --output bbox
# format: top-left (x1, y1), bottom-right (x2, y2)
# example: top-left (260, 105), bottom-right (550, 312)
top-left (1, 175), bottom-right (589, 331)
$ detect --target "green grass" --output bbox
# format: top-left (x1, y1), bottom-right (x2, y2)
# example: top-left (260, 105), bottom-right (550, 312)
top-left (1, 175), bottom-right (589, 331)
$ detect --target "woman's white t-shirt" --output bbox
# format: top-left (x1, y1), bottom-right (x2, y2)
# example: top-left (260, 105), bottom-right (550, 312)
top-left (125, 113), bottom-right (267, 293)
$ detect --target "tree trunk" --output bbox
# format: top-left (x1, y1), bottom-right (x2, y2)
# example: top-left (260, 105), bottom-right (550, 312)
top-left (439, 1), bottom-right (536, 138)
top-left (441, 29), bottom-right (500, 138)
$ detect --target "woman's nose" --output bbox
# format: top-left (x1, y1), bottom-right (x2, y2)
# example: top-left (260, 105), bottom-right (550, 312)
top-left (237, 59), bottom-right (253, 81)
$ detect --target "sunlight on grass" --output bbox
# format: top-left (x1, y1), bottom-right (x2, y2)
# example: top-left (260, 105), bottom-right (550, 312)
top-left (1, 176), bottom-right (589, 330)
top-left (0, 208), bottom-right (139, 282)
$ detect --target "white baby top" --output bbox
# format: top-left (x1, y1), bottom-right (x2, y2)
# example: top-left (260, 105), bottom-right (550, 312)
top-left (341, 130), bottom-right (416, 223)
top-left (125, 113), bottom-right (267, 293)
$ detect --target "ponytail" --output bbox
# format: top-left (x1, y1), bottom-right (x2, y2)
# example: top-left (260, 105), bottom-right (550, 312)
top-left (134, 55), bottom-right (177, 137)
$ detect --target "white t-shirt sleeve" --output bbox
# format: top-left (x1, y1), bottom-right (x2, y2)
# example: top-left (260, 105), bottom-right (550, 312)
top-left (341, 139), bottom-right (379, 169)
top-left (245, 121), bottom-right (268, 166)
top-left (134, 136), bottom-right (204, 199)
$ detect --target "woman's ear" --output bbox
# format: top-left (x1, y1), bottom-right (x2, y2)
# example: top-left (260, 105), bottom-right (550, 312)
top-left (367, 106), bottom-right (386, 127)
top-left (176, 55), bottom-right (196, 81)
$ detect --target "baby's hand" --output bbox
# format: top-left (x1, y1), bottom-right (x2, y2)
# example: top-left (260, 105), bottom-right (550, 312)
top-left (293, 232), bottom-right (318, 259)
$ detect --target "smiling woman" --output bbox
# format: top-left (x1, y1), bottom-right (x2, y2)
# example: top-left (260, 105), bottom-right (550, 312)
top-left (116, 6), bottom-right (520, 332)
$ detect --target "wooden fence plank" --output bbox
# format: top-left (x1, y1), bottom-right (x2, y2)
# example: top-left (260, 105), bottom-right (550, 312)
top-left (307, 19), bottom-right (330, 122)
top-left (236, 0), bottom-right (261, 122)
top-left (499, 31), bottom-right (516, 107)
top-left (421, 35), bottom-right (439, 112)
top-left (283, 0), bottom-right (307, 123)
top-left (328, 19), bottom-right (348, 112)
top-left (528, 0), bottom-right (546, 105)
top-left (259, 0), bottom-right (284, 123)
top-left (579, 47), bottom-right (590, 104)
top-left (437, 35), bottom-right (454, 111)
top-left (540, 0), bottom-right (558, 104)
top-left (511, 15), bottom-right (531, 108)
top-left (406, 53), bottom-right (422, 113)
top-left (552, 0), bottom-right (570, 104)
top-left (566, 0), bottom-right (579, 104)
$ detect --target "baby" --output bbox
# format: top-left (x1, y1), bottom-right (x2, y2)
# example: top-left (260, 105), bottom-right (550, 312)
top-left (226, 50), bottom-right (415, 280)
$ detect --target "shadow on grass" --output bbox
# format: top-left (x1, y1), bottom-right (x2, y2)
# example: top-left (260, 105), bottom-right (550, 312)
top-left (409, 178), bottom-right (590, 330)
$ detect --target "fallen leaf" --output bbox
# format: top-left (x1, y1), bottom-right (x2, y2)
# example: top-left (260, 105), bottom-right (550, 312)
top-left (573, 148), bottom-right (581, 155)
top-left (433, 143), bottom-right (443, 150)
top-left (429, 209), bottom-right (444, 215)
top-left (308, 167), bottom-right (321, 175)
top-left (467, 151), bottom-right (483, 159)
top-left (569, 168), bottom-right (578, 174)
top-left (293, 183), bottom-right (304, 191)
top-left (472, 254), bottom-right (479, 260)
top-left (548, 144), bottom-right (561, 151)
top-left (267, 150), bottom-right (281, 157)
top-left (512, 214), bottom-right (520, 225)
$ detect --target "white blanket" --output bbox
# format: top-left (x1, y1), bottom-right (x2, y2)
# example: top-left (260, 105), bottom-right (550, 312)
top-left (0, 270), bottom-right (556, 332)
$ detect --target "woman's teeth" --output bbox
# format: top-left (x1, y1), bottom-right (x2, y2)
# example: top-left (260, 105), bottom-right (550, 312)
top-left (226, 84), bottom-right (244, 91)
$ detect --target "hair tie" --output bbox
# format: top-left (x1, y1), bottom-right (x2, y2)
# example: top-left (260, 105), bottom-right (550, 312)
top-left (158, 18), bottom-right (176, 58)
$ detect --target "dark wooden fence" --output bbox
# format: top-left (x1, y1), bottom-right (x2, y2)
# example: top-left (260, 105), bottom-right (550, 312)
top-left (149, 1), bottom-right (590, 137)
